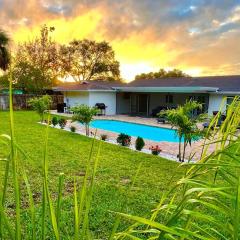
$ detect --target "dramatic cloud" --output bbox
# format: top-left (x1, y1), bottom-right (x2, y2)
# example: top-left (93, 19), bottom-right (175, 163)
top-left (0, 0), bottom-right (239, 80)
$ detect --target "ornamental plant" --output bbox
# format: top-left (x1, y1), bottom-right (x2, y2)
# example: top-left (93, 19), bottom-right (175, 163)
top-left (71, 104), bottom-right (99, 136)
top-left (52, 116), bottom-right (58, 127)
top-left (58, 118), bottom-right (67, 129)
top-left (28, 95), bottom-right (52, 122)
top-left (100, 134), bottom-right (108, 141)
top-left (135, 137), bottom-right (145, 151)
top-left (70, 126), bottom-right (76, 132)
top-left (117, 133), bottom-right (131, 147)
top-left (149, 145), bottom-right (162, 155)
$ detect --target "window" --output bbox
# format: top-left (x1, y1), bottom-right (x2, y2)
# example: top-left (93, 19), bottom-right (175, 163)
top-left (166, 94), bottom-right (173, 104)
top-left (227, 96), bottom-right (234, 108)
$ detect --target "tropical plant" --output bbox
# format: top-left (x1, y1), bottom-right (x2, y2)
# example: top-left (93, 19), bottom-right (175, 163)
top-left (52, 116), bottom-right (58, 127)
top-left (113, 97), bottom-right (240, 240)
top-left (28, 95), bottom-right (52, 122)
top-left (160, 100), bottom-right (206, 162)
top-left (135, 137), bottom-right (145, 151)
top-left (0, 30), bottom-right (10, 71)
top-left (71, 104), bottom-right (99, 136)
top-left (117, 133), bottom-right (131, 147)
top-left (149, 145), bottom-right (162, 155)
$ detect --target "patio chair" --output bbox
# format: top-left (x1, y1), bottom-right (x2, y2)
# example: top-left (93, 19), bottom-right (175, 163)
top-left (157, 112), bottom-right (167, 124)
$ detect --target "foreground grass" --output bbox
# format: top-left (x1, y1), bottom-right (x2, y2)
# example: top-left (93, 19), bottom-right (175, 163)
top-left (0, 111), bottom-right (183, 238)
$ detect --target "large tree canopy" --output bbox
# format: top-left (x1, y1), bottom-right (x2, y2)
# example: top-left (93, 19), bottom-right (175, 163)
top-left (14, 25), bottom-right (60, 93)
top-left (60, 39), bottom-right (120, 82)
top-left (135, 68), bottom-right (189, 80)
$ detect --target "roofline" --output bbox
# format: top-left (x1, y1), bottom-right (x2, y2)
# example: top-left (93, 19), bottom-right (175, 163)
top-left (211, 91), bottom-right (240, 95)
top-left (114, 86), bottom-right (219, 93)
top-left (53, 89), bottom-right (117, 92)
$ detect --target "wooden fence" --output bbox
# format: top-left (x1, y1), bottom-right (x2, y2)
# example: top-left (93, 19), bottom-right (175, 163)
top-left (0, 94), bottom-right (64, 110)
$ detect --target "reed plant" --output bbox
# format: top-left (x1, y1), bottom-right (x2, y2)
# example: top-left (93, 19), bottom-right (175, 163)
top-left (113, 97), bottom-right (240, 239)
top-left (0, 68), bottom-right (102, 239)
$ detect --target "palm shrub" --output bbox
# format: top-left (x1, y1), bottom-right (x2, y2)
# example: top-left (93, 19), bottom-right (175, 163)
top-left (160, 100), bottom-right (206, 162)
top-left (135, 137), bottom-right (145, 151)
top-left (113, 97), bottom-right (240, 240)
top-left (71, 104), bottom-right (99, 136)
top-left (28, 95), bottom-right (52, 122)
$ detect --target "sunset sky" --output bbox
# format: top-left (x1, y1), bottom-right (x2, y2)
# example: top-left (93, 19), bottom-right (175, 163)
top-left (1, 0), bottom-right (240, 81)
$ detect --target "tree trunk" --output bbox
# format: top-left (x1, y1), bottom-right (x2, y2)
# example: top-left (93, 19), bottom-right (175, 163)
top-left (182, 139), bottom-right (187, 162)
top-left (178, 137), bottom-right (182, 162)
top-left (85, 124), bottom-right (89, 136)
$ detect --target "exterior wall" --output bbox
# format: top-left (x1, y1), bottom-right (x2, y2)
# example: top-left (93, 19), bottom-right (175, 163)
top-left (64, 91), bottom-right (89, 107)
top-left (208, 94), bottom-right (226, 115)
top-left (89, 91), bottom-right (116, 115)
top-left (116, 93), bottom-right (130, 114)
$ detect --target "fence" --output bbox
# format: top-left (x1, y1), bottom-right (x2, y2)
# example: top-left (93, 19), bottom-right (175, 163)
top-left (0, 94), bottom-right (64, 110)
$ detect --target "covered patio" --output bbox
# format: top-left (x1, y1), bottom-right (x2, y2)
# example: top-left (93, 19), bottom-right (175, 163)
top-left (116, 87), bottom-right (212, 116)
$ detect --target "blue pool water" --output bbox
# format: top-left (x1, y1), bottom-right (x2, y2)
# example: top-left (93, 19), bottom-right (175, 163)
top-left (90, 120), bottom-right (179, 142)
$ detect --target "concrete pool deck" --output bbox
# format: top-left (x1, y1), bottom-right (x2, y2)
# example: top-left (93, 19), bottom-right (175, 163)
top-left (51, 111), bottom-right (214, 161)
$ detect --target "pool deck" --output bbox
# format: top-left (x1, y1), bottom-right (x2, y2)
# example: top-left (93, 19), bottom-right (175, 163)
top-left (51, 111), bottom-right (214, 161)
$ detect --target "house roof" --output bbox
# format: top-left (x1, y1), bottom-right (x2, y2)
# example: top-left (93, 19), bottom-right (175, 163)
top-left (124, 75), bottom-right (240, 92)
top-left (53, 75), bottom-right (240, 93)
top-left (53, 80), bottom-right (124, 92)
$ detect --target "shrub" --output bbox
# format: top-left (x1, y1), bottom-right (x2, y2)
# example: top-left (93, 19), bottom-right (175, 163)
top-left (135, 137), bottom-right (145, 151)
top-left (71, 104), bottom-right (99, 136)
top-left (28, 95), bottom-right (52, 122)
top-left (52, 116), bottom-right (58, 127)
top-left (117, 133), bottom-right (131, 146)
top-left (70, 126), bottom-right (76, 132)
top-left (59, 118), bottom-right (67, 129)
top-left (100, 134), bottom-right (108, 141)
top-left (149, 145), bottom-right (162, 155)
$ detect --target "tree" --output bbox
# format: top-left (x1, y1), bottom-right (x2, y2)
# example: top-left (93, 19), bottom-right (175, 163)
top-left (28, 95), bottom-right (52, 122)
top-left (160, 100), bottom-right (206, 162)
top-left (15, 25), bottom-right (59, 92)
top-left (135, 68), bottom-right (189, 80)
top-left (71, 105), bottom-right (99, 136)
top-left (59, 39), bottom-right (120, 82)
top-left (0, 30), bottom-right (10, 71)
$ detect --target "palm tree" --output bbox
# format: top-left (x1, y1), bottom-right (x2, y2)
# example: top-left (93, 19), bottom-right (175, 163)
top-left (160, 100), bottom-right (206, 162)
top-left (0, 30), bottom-right (10, 71)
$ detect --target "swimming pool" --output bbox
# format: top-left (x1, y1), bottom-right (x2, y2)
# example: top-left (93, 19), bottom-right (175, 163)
top-left (90, 119), bottom-right (179, 142)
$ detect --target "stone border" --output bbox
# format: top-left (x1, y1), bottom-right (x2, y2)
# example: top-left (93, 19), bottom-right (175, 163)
top-left (39, 122), bottom-right (188, 163)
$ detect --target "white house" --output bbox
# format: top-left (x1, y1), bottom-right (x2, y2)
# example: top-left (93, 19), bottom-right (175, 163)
top-left (54, 75), bottom-right (240, 116)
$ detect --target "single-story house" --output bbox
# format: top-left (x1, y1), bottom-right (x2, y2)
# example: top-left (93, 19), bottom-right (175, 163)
top-left (53, 75), bottom-right (240, 116)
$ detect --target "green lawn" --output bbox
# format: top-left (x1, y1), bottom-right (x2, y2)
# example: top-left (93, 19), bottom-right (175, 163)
top-left (0, 111), bottom-right (184, 238)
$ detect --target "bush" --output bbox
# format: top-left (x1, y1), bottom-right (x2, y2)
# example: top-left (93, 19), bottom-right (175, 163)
top-left (117, 133), bottom-right (131, 147)
top-left (70, 126), bottom-right (76, 132)
top-left (71, 104), bottom-right (99, 136)
top-left (52, 116), bottom-right (58, 127)
top-left (149, 145), bottom-right (162, 155)
top-left (28, 95), bottom-right (52, 122)
top-left (135, 137), bottom-right (145, 151)
top-left (59, 118), bottom-right (67, 129)
top-left (100, 134), bottom-right (108, 141)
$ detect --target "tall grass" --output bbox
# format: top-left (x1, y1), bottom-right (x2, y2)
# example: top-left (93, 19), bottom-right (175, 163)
top-left (114, 97), bottom-right (240, 239)
top-left (1, 67), bottom-right (240, 239)
top-left (0, 69), bottom-right (102, 239)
